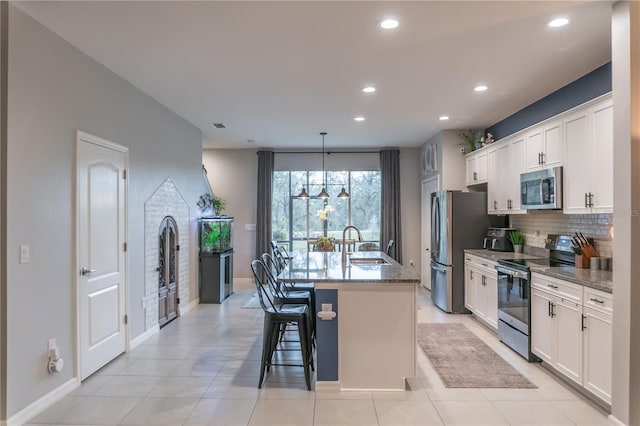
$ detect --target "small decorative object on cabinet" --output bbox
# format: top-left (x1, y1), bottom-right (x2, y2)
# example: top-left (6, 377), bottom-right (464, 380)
top-left (199, 217), bottom-right (234, 303)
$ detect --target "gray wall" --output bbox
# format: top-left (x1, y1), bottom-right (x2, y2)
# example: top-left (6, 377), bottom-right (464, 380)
top-left (0, 1), bottom-right (7, 420)
top-left (5, 5), bottom-right (205, 417)
top-left (202, 148), bottom-right (422, 278)
top-left (202, 149), bottom-right (258, 279)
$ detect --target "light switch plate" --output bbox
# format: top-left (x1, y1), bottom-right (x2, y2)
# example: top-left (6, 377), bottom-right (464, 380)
top-left (19, 244), bottom-right (30, 264)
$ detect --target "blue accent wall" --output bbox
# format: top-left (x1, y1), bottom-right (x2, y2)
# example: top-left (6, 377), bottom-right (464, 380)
top-left (315, 289), bottom-right (338, 381)
top-left (486, 62), bottom-right (611, 140)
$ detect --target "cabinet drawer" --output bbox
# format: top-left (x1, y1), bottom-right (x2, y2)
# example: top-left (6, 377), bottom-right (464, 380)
top-left (531, 273), bottom-right (583, 304)
top-left (465, 255), bottom-right (496, 275)
top-left (583, 288), bottom-right (613, 314)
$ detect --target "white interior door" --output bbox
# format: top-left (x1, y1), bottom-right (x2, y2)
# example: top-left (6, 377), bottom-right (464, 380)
top-left (421, 176), bottom-right (439, 290)
top-left (77, 132), bottom-right (127, 380)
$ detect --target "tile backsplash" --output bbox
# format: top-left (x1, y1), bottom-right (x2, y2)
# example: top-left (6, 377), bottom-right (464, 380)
top-left (510, 210), bottom-right (613, 257)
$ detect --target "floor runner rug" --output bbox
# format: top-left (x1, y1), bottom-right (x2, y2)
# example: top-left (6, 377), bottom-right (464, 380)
top-left (417, 323), bottom-right (536, 388)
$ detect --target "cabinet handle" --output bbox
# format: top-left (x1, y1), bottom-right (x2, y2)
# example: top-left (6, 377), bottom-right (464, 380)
top-left (551, 302), bottom-right (556, 318)
top-left (548, 300), bottom-right (552, 317)
top-left (473, 172), bottom-right (477, 181)
top-left (581, 314), bottom-right (587, 331)
top-left (538, 152), bottom-right (543, 165)
top-left (585, 192), bottom-right (588, 208)
top-left (590, 297), bottom-right (605, 304)
top-left (588, 193), bottom-right (594, 208)
top-left (493, 200), bottom-right (498, 210)
top-left (482, 276), bottom-right (486, 286)
top-left (540, 152), bottom-right (545, 165)
top-left (470, 270), bottom-right (474, 279)
top-left (547, 284), bottom-right (558, 289)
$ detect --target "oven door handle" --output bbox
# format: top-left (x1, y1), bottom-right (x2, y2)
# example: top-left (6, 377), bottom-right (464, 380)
top-left (496, 266), bottom-right (529, 280)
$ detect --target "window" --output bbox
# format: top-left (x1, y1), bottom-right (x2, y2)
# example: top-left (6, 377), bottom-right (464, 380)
top-left (272, 171), bottom-right (381, 251)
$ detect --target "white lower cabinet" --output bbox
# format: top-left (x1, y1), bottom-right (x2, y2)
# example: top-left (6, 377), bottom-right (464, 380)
top-left (583, 289), bottom-right (613, 404)
top-left (531, 273), bottom-right (612, 404)
top-left (464, 255), bottom-right (498, 330)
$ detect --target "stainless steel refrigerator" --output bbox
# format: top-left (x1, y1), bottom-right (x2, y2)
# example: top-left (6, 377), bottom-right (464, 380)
top-left (431, 190), bottom-right (489, 313)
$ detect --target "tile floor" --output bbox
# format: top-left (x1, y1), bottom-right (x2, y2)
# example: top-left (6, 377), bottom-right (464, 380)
top-left (27, 286), bottom-right (610, 425)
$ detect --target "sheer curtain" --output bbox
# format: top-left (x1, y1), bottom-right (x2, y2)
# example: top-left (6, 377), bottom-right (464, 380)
top-left (380, 149), bottom-right (402, 262)
top-left (255, 151), bottom-right (274, 260)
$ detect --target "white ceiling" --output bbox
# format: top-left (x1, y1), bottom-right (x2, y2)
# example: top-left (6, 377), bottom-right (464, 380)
top-left (16, 1), bottom-right (612, 150)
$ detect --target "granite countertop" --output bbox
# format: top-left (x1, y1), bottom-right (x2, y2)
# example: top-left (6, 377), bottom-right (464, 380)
top-left (530, 266), bottom-right (613, 294)
top-left (464, 249), bottom-right (546, 262)
top-left (277, 251), bottom-right (420, 284)
top-left (464, 249), bottom-right (613, 294)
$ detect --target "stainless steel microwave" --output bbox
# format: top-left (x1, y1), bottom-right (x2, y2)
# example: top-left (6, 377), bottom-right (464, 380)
top-left (520, 167), bottom-right (563, 210)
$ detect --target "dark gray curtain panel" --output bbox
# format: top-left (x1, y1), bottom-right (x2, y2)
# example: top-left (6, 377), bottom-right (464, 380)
top-left (380, 149), bottom-right (402, 263)
top-left (255, 151), bottom-right (274, 261)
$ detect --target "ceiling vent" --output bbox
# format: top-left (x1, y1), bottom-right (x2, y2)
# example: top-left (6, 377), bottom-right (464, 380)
top-left (211, 123), bottom-right (226, 129)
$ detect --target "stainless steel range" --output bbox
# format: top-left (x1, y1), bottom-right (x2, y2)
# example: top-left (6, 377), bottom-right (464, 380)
top-left (495, 235), bottom-right (576, 361)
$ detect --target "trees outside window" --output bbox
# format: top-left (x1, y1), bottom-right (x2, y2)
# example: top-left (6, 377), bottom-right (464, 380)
top-left (272, 171), bottom-right (381, 251)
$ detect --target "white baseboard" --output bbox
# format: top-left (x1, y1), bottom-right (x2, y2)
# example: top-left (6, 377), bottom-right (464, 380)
top-left (314, 381), bottom-right (341, 391)
top-left (608, 414), bottom-right (626, 426)
top-left (181, 298), bottom-right (199, 314)
top-left (129, 325), bottom-right (159, 350)
top-left (6, 377), bottom-right (79, 426)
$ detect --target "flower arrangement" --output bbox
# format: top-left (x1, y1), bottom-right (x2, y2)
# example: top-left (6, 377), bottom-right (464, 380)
top-left (458, 129), bottom-right (484, 152)
top-left (315, 235), bottom-right (335, 251)
top-left (316, 204), bottom-right (334, 221)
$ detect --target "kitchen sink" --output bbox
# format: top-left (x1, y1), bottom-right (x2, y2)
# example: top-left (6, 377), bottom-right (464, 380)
top-left (349, 257), bottom-right (390, 266)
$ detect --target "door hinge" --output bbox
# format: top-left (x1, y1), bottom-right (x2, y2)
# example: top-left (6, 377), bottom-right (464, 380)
top-left (176, 244), bottom-right (180, 251)
top-left (122, 169), bottom-right (127, 180)
top-left (123, 242), bottom-right (127, 252)
top-left (124, 314), bottom-right (128, 325)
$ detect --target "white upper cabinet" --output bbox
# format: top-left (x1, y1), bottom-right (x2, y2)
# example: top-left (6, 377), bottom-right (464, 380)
top-left (494, 136), bottom-right (526, 214)
top-left (525, 120), bottom-right (563, 171)
top-left (484, 93), bottom-right (612, 215)
top-left (487, 146), bottom-right (500, 214)
top-left (465, 149), bottom-right (488, 186)
top-left (563, 96), bottom-right (613, 214)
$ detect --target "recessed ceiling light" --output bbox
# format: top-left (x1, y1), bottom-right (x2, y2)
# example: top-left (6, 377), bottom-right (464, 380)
top-left (247, 139), bottom-right (255, 144)
top-left (474, 85), bottom-right (488, 92)
top-left (439, 116), bottom-right (450, 121)
top-left (210, 122), bottom-right (226, 129)
top-left (378, 18), bottom-right (399, 30)
top-left (548, 18), bottom-right (569, 28)
top-left (354, 116), bottom-right (366, 122)
top-left (362, 86), bottom-right (376, 93)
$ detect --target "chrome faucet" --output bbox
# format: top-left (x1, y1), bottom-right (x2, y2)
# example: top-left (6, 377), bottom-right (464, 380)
top-left (342, 225), bottom-right (363, 264)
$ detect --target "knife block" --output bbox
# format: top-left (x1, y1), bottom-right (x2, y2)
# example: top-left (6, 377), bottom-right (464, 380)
top-left (575, 254), bottom-right (590, 269)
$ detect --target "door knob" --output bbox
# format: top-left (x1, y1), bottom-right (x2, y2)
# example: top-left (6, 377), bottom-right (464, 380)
top-left (80, 267), bottom-right (96, 276)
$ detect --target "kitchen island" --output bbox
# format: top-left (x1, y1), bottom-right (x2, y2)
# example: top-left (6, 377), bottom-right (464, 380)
top-left (278, 251), bottom-right (420, 390)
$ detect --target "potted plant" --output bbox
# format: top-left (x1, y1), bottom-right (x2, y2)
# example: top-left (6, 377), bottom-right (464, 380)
top-left (508, 231), bottom-right (525, 253)
top-left (315, 236), bottom-right (335, 252)
top-left (213, 195), bottom-right (227, 216)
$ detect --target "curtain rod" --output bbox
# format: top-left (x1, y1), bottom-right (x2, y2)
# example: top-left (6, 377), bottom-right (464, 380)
top-left (268, 150), bottom-right (380, 155)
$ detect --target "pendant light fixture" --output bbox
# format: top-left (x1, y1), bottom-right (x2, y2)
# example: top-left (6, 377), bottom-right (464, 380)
top-left (296, 186), bottom-right (310, 200)
top-left (317, 132), bottom-right (330, 199)
top-left (296, 131), bottom-right (349, 200)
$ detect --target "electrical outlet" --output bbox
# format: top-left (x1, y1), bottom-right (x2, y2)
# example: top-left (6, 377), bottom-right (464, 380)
top-left (409, 259), bottom-right (414, 266)
top-left (48, 338), bottom-right (56, 350)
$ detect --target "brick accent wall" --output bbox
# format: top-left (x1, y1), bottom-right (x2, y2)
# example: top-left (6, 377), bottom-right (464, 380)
top-left (144, 178), bottom-right (191, 330)
top-left (510, 210), bottom-right (613, 257)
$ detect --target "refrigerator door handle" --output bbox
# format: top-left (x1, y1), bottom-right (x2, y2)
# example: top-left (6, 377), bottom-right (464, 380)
top-left (431, 262), bottom-right (448, 272)
top-left (431, 195), bottom-right (440, 261)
